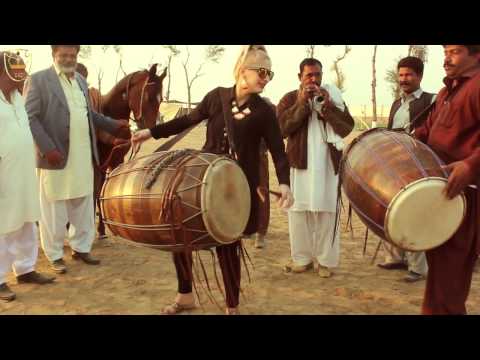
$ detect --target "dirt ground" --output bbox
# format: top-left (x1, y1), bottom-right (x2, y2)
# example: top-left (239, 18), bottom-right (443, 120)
top-left (1, 128), bottom-right (479, 315)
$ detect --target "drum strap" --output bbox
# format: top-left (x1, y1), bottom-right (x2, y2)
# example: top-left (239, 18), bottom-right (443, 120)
top-left (154, 122), bottom-right (201, 153)
top-left (408, 100), bottom-right (436, 132)
top-left (220, 90), bottom-right (239, 161)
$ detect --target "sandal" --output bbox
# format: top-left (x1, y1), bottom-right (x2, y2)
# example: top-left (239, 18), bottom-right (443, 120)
top-left (162, 302), bottom-right (196, 315)
top-left (284, 261), bottom-right (314, 274)
top-left (318, 265), bottom-right (333, 278)
top-left (225, 307), bottom-right (240, 315)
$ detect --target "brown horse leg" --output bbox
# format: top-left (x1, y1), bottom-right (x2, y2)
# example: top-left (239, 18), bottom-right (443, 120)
top-left (93, 166), bottom-right (107, 238)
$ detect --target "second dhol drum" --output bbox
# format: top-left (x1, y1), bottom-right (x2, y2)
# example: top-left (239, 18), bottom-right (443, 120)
top-left (341, 128), bottom-right (466, 251)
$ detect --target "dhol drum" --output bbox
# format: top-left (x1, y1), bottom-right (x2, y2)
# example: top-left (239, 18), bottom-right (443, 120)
top-left (100, 150), bottom-right (251, 251)
top-left (341, 128), bottom-right (466, 251)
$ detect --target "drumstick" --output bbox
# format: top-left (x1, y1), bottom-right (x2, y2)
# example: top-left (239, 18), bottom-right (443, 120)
top-left (256, 186), bottom-right (282, 203)
top-left (269, 190), bottom-right (282, 198)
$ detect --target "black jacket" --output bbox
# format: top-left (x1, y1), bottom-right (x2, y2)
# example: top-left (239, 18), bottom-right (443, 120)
top-left (150, 86), bottom-right (290, 235)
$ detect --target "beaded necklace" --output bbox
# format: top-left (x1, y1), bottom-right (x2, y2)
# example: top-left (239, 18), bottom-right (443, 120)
top-left (231, 99), bottom-right (251, 120)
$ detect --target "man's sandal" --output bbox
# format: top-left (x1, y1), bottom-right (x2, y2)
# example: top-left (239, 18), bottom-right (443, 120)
top-left (162, 302), bottom-right (196, 315)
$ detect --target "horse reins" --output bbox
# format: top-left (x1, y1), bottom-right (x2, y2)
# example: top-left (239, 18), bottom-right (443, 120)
top-left (99, 140), bottom-right (141, 172)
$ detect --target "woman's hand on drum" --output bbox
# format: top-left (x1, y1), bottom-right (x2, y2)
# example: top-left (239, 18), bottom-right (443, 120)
top-left (278, 184), bottom-right (294, 209)
top-left (131, 129), bottom-right (152, 146)
top-left (442, 160), bottom-right (474, 199)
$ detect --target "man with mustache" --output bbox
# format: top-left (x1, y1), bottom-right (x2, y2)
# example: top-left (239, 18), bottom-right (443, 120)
top-left (25, 45), bottom-right (130, 275)
top-left (278, 58), bottom-right (355, 278)
top-left (415, 45), bottom-right (480, 314)
top-left (377, 56), bottom-right (436, 283)
top-left (0, 51), bottom-right (56, 302)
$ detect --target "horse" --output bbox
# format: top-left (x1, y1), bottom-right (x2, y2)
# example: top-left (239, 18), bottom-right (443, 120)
top-left (90, 64), bottom-right (167, 237)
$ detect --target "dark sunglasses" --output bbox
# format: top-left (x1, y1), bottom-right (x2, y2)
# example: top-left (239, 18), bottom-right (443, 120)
top-left (248, 67), bottom-right (274, 80)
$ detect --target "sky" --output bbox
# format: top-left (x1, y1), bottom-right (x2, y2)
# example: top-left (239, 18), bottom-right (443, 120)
top-left (1, 45), bottom-right (448, 117)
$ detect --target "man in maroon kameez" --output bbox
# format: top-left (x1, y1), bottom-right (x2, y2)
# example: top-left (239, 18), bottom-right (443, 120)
top-left (415, 45), bottom-right (480, 315)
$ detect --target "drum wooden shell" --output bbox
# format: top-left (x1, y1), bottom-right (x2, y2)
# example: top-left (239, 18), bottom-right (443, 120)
top-left (100, 151), bottom-right (251, 251)
top-left (341, 128), bottom-right (466, 251)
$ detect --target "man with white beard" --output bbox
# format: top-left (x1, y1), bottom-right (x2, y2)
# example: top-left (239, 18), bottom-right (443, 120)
top-left (25, 45), bottom-right (130, 274)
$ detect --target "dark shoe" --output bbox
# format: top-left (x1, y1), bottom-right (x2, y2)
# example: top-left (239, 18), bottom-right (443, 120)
top-left (72, 251), bottom-right (101, 265)
top-left (50, 259), bottom-right (67, 274)
top-left (17, 271), bottom-right (56, 285)
top-left (0, 283), bottom-right (16, 302)
top-left (404, 271), bottom-right (425, 283)
top-left (377, 262), bottom-right (408, 270)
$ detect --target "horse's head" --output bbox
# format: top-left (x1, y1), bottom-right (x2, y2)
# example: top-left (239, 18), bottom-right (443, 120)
top-left (125, 64), bottom-right (167, 129)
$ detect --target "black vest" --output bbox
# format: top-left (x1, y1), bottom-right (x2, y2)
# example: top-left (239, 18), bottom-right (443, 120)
top-left (387, 91), bottom-right (435, 131)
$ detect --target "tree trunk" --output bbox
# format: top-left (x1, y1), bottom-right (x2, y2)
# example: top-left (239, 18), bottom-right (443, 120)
top-left (97, 74), bottom-right (102, 96)
top-left (187, 87), bottom-right (191, 110)
top-left (183, 67), bottom-right (191, 110)
top-left (166, 55), bottom-right (172, 102)
top-left (182, 47), bottom-right (192, 110)
top-left (371, 45), bottom-right (378, 128)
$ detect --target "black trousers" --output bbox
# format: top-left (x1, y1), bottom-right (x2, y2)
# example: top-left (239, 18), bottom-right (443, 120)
top-left (173, 241), bottom-right (241, 308)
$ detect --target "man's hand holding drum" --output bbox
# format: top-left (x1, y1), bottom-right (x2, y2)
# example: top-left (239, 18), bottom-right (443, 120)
top-left (442, 160), bottom-right (475, 199)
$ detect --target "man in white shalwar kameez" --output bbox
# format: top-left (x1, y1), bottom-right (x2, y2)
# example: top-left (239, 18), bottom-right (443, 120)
top-left (277, 58), bottom-right (355, 277)
top-left (0, 51), bottom-right (55, 302)
top-left (25, 45), bottom-right (129, 274)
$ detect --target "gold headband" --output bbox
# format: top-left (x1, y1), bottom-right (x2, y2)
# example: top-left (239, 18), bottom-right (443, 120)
top-left (2, 50), bottom-right (29, 82)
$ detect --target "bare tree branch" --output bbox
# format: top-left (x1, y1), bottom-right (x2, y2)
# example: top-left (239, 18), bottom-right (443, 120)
top-left (306, 45), bottom-right (316, 58)
top-left (331, 45), bottom-right (351, 92)
top-left (79, 45), bottom-right (92, 60)
top-left (305, 45), bottom-right (331, 58)
top-left (181, 45), bottom-right (225, 109)
top-left (112, 45), bottom-right (127, 81)
top-left (163, 45), bottom-right (181, 101)
top-left (408, 45), bottom-right (429, 62)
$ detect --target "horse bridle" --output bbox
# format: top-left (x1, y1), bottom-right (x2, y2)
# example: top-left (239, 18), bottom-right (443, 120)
top-left (102, 70), bottom-right (160, 171)
top-left (124, 71), bottom-right (159, 130)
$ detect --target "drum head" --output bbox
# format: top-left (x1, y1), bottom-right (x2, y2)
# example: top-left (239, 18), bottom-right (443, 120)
top-left (201, 158), bottom-right (251, 244)
top-left (385, 177), bottom-right (466, 251)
